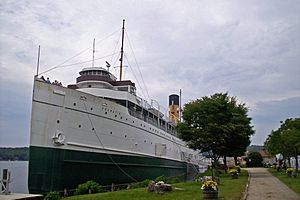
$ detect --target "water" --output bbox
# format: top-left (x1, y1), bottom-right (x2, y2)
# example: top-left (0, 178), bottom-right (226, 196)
top-left (0, 161), bottom-right (28, 194)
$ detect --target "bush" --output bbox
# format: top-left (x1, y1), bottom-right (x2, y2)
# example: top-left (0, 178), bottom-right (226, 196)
top-left (155, 175), bottom-right (167, 183)
top-left (167, 177), bottom-right (181, 184)
top-left (246, 152), bottom-right (263, 167)
top-left (74, 180), bottom-right (103, 195)
top-left (44, 191), bottom-right (60, 200)
top-left (130, 179), bottom-right (152, 189)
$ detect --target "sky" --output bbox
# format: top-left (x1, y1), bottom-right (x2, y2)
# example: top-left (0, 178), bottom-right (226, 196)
top-left (0, 0), bottom-right (299, 147)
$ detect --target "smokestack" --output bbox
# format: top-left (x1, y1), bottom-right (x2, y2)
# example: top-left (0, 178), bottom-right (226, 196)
top-left (168, 94), bottom-right (179, 125)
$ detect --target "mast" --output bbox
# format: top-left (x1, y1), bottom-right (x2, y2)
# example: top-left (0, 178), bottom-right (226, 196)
top-left (36, 45), bottom-right (41, 76)
top-left (92, 38), bottom-right (95, 67)
top-left (119, 19), bottom-right (125, 81)
top-left (179, 89), bottom-right (182, 122)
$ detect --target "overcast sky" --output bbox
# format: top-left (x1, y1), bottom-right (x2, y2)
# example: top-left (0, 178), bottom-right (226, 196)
top-left (0, 0), bottom-right (299, 147)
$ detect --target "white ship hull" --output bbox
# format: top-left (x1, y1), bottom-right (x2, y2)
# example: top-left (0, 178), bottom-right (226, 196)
top-left (28, 78), bottom-right (208, 194)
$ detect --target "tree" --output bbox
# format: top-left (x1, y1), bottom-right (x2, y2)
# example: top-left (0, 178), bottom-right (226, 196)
top-left (265, 118), bottom-right (300, 172)
top-left (222, 103), bottom-right (254, 165)
top-left (177, 93), bottom-right (254, 175)
top-left (246, 152), bottom-right (263, 167)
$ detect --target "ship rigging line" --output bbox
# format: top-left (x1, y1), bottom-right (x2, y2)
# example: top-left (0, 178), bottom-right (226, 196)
top-left (124, 54), bottom-right (147, 101)
top-left (38, 28), bottom-right (121, 76)
top-left (53, 52), bottom-right (119, 68)
top-left (125, 30), bottom-right (151, 101)
top-left (110, 30), bottom-right (122, 68)
top-left (82, 101), bottom-right (138, 183)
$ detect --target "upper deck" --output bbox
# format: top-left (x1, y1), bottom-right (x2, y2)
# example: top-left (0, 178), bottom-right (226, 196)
top-left (66, 67), bottom-right (176, 135)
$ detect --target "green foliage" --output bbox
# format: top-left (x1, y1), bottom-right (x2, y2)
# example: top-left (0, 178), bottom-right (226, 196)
top-left (155, 175), bottom-right (167, 183)
top-left (74, 180), bottom-right (102, 195)
top-left (167, 177), bottom-right (181, 184)
top-left (0, 147), bottom-right (29, 161)
top-left (44, 191), bottom-right (61, 200)
top-left (246, 152), bottom-right (263, 167)
top-left (265, 118), bottom-right (300, 171)
top-left (129, 179), bottom-right (152, 189)
top-left (177, 93), bottom-right (254, 172)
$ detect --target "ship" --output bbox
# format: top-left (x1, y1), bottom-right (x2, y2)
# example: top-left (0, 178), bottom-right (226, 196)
top-left (28, 20), bottom-right (208, 194)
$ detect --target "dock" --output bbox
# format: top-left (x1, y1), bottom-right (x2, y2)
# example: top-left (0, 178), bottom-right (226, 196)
top-left (0, 193), bottom-right (43, 200)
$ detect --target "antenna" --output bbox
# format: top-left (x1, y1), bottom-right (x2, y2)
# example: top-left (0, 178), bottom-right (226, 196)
top-left (92, 38), bottom-right (95, 67)
top-left (119, 19), bottom-right (125, 81)
top-left (36, 45), bottom-right (41, 76)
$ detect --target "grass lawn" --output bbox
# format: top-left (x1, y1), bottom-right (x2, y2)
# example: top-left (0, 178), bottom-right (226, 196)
top-left (65, 170), bottom-right (248, 200)
top-left (268, 168), bottom-right (300, 195)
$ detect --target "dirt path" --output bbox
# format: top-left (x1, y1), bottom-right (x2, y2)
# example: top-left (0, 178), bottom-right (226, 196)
top-left (246, 168), bottom-right (300, 200)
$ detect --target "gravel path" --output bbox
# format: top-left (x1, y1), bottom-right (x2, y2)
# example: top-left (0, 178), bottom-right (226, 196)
top-left (246, 168), bottom-right (300, 200)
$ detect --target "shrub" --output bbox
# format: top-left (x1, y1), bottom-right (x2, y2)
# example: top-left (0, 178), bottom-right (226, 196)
top-left (130, 179), bottom-right (152, 189)
top-left (74, 180), bottom-right (102, 195)
top-left (155, 175), bottom-right (167, 183)
top-left (167, 177), bottom-right (181, 184)
top-left (44, 191), bottom-right (60, 200)
top-left (246, 152), bottom-right (263, 167)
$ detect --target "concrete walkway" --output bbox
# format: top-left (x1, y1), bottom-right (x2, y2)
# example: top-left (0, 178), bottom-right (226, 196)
top-left (246, 168), bottom-right (300, 200)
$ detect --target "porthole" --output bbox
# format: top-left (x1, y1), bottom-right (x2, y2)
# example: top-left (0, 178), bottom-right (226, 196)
top-left (92, 128), bottom-right (95, 131)
top-left (120, 116), bottom-right (123, 119)
top-left (151, 142), bottom-right (153, 144)
top-left (88, 85), bottom-right (92, 88)
top-left (115, 115), bottom-right (117, 117)
top-left (133, 121), bottom-right (135, 123)
top-left (90, 107), bottom-right (93, 110)
top-left (57, 120), bottom-right (60, 123)
top-left (126, 118), bottom-right (128, 121)
top-left (125, 135), bottom-right (127, 138)
top-left (141, 124), bottom-right (143, 126)
top-left (73, 103), bottom-right (76, 106)
top-left (105, 112), bottom-right (108, 114)
top-left (110, 132), bottom-right (112, 134)
top-left (78, 125), bottom-right (81, 128)
top-left (144, 140), bottom-right (146, 143)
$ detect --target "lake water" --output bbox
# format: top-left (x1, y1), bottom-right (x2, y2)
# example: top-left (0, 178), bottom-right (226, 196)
top-left (0, 161), bottom-right (28, 194)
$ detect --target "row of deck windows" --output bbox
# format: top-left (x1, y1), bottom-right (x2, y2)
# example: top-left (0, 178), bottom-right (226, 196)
top-left (71, 99), bottom-right (176, 139)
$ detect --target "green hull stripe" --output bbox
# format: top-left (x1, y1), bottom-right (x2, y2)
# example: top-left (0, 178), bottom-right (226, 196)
top-left (28, 146), bottom-right (199, 194)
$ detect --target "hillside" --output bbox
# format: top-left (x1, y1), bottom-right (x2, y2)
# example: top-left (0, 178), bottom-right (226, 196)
top-left (0, 147), bottom-right (29, 161)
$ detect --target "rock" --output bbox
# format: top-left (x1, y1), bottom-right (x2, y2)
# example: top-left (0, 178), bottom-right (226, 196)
top-left (148, 181), bottom-right (172, 193)
top-left (147, 181), bottom-right (156, 192)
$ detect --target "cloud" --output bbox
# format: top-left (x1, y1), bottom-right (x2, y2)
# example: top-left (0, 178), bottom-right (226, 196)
top-left (250, 96), bottom-right (300, 145)
top-left (0, 0), bottom-right (299, 146)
